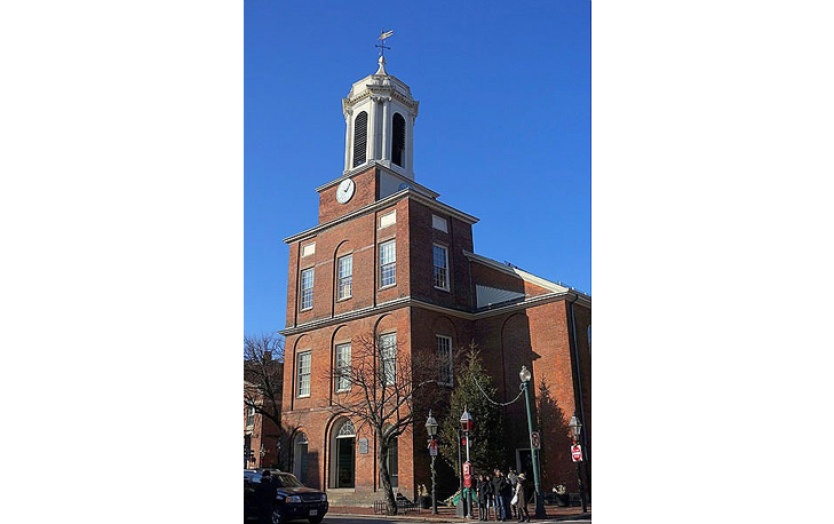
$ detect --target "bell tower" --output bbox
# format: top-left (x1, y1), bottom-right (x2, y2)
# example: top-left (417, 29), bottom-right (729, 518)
top-left (341, 55), bottom-right (419, 180)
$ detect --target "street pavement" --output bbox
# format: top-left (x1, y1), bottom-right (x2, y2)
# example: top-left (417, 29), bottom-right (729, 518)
top-left (326, 505), bottom-right (591, 523)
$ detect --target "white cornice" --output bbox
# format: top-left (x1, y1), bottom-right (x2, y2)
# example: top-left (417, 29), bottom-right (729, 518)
top-left (284, 182), bottom-right (479, 244)
top-left (279, 292), bottom-right (588, 336)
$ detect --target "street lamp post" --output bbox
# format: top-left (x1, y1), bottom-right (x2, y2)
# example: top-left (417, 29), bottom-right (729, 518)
top-left (425, 410), bottom-right (439, 514)
top-left (460, 407), bottom-right (474, 519)
top-left (519, 366), bottom-right (546, 519)
top-left (568, 414), bottom-right (588, 513)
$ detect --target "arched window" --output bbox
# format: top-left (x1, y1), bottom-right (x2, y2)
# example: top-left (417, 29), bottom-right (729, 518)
top-left (391, 113), bottom-right (405, 167)
top-left (353, 112), bottom-right (368, 167)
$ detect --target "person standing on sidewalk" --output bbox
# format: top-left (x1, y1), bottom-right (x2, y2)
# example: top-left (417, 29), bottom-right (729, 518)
top-left (484, 474), bottom-right (496, 520)
top-left (507, 468), bottom-right (519, 519)
top-left (514, 473), bottom-right (530, 523)
top-left (477, 474), bottom-right (489, 521)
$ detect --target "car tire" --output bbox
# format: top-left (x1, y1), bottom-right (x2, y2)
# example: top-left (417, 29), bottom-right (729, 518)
top-left (271, 509), bottom-right (284, 524)
top-left (309, 516), bottom-right (324, 524)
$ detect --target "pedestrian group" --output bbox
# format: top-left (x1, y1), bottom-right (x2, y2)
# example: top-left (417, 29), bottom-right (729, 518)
top-left (476, 467), bottom-right (533, 522)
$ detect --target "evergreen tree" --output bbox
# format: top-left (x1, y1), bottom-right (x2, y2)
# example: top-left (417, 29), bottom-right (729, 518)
top-left (438, 344), bottom-right (507, 477)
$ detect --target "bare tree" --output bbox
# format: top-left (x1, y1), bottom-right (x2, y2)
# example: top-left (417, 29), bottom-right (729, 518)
top-left (330, 333), bottom-right (442, 515)
top-left (244, 333), bottom-right (285, 465)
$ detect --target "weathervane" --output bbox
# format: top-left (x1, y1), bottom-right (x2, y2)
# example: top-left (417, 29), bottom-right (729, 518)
top-left (375, 29), bottom-right (394, 56)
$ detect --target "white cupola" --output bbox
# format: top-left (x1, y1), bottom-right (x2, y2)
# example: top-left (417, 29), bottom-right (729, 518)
top-left (342, 55), bottom-right (419, 179)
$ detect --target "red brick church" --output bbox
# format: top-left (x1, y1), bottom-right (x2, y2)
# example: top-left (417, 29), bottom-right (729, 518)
top-left (279, 53), bottom-right (590, 506)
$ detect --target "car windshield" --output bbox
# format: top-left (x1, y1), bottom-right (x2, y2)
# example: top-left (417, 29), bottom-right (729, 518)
top-left (272, 473), bottom-right (304, 488)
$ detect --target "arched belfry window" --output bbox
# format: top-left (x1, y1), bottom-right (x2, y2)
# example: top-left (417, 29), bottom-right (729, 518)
top-left (353, 111), bottom-right (368, 167)
top-left (391, 113), bottom-right (405, 167)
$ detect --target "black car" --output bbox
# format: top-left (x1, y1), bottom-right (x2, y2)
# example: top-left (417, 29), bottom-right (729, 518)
top-left (244, 469), bottom-right (328, 524)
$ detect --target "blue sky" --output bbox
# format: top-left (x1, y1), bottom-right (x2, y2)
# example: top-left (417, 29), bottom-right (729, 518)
top-left (244, 0), bottom-right (591, 337)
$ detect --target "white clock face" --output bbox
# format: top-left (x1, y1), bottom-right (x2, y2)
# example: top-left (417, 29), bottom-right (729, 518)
top-left (336, 178), bottom-right (355, 204)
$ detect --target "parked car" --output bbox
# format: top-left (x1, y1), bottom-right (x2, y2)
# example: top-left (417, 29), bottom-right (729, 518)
top-left (244, 469), bottom-right (328, 524)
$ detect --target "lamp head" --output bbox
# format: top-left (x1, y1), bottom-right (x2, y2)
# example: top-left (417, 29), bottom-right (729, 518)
top-left (519, 365), bottom-right (532, 383)
top-left (425, 410), bottom-right (438, 437)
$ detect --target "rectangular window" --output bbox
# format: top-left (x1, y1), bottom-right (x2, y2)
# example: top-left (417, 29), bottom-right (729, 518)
top-left (436, 335), bottom-right (453, 387)
top-left (380, 333), bottom-right (397, 386)
top-left (335, 343), bottom-right (352, 392)
top-left (300, 268), bottom-right (314, 310)
top-left (433, 244), bottom-right (449, 290)
top-left (379, 240), bottom-right (396, 287)
top-left (379, 210), bottom-right (396, 229)
top-left (297, 351), bottom-right (311, 397)
top-left (337, 255), bottom-right (353, 300)
top-left (432, 214), bottom-right (448, 233)
top-left (246, 406), bottom-right (255, 428)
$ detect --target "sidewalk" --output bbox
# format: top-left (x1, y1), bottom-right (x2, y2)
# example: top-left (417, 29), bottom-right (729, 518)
top-left (328, 505), bottom-right (591, 522)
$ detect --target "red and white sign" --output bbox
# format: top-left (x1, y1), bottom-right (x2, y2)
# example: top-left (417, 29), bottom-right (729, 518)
top-left (571, 444), bottom-right (583, 462)
top-left (428, 440), bottom-right (438, 457)
top-left (463, 461), bottom-right (473, 487)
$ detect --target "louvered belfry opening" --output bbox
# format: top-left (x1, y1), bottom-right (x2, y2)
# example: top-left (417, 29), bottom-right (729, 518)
top-left (353, 111), bottom-right (368, 167)
top-left (392, 113), bottom-right (405, 167)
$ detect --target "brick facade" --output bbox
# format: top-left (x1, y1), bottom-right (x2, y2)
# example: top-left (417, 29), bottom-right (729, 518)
top-left (279, 163), bottom-right (591, 505)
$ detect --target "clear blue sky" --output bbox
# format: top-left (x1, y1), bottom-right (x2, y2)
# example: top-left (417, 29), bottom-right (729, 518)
top-left (244, 1), bottom-right (591, 337)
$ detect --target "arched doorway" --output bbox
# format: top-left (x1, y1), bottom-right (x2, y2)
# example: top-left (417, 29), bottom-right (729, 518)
top-left (292, 431), bottom-right (309, 484)
top-left (331, 418), bottom-right (355, 488)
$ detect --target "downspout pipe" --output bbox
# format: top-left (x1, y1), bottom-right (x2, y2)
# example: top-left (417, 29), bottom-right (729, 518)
top-left (567, 292), bottom-right (590, 500)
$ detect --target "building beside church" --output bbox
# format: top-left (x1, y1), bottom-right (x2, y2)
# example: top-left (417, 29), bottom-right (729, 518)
top-left (279, 54), bottom-right (590, 506)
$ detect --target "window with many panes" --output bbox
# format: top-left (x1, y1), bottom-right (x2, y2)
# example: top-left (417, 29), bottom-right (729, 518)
top-left (380, 333), bottom-right (397, 386)
top-left (300, 268), bottom-right (314, 310)
top-left (297, 351), bottom-right (311, 397)
top-left (433, 244), bottom-right (449, 290)
top-left (436, 335), bottom-right (453, 387)
top-left (335, 343), bottom-right (351, 392)
top-left (379, 240), bottom-right (396, 287)
top-left (337, 255), bottom-right (352, 300)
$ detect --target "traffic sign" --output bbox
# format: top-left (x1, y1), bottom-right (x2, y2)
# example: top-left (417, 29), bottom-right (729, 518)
top-left (531, 431), bottom-right (541, 450)
top-left (428, 440), bottom-right (438, 456)
top-left (571, 444), bottom-right (583, 462)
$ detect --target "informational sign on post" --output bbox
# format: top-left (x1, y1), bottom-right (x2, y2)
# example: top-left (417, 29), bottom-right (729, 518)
top-left (428, 439), bottom-right (438, 457)
top-left (531, 431), bottom-right (541, 450)
top-left (571, 444), bottom-right (583, 462)
top-left (463, 461), bottom-right (472, 487)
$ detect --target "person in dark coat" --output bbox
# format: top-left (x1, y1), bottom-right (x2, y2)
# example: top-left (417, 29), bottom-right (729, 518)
top-left (484, 475), bottom-right (495, 520)
top-left (514, 473), bottom-right (530, 523)
top-left (491, 470), bottom-right (504, 521)
top-left (255, 470), bottom-right (278, 524)
top-left (476, 474), bottom-right (489, 521)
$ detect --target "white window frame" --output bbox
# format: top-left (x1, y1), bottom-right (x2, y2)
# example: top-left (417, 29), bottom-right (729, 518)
top-left (300, 268), bottom-right (314, 310)
top-left (297, 351), bottom-right (311, 397)
top-left (379, 333), bottom-right (397, 386)
top-left (337, 254), bottom-right (353, 300)
top-left (433, 244), bottom-right (450, 291)
top-left (379, 240), bottom-right (396, 288)
top-left (335, 343), bottom-right (352, 392)
top-left (246, 406), bottom-right (255, 428)
top-left (436, 335), bottom-right (453, 387)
